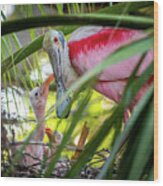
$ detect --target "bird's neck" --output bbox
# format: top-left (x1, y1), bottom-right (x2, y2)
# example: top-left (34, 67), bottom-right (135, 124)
top-left (32, 109), bottom-right (46, 141)
top-left (62, 45), bottom-right (78, 88)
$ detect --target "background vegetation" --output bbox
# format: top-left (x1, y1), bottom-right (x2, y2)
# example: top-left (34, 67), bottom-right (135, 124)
top-left (1, 2), bottom-right (154, 180)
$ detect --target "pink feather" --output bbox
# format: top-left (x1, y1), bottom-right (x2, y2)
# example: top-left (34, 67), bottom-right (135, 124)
top-left (68, 27), bottom-right (153, 106)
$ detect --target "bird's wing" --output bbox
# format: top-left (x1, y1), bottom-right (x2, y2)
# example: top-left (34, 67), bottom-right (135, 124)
top-left (68, 26), bottom-right (104, 42)
top-left (68, 27), bottom-right (153, 82)
top-left (68, 27), bottom-right (153, 105)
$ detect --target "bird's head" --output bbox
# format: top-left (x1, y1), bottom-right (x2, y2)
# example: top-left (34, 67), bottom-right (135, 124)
top-left (45, 127), bottom-right (63, 145)
top-left (43, 30), bottom-right (66, 52)
top-left (43, 30), bottom-right (71, 119)
top-left (30, 74), bottom-right (54, 119)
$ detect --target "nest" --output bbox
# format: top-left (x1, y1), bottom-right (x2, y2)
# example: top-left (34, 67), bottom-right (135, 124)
top-left (1, 125), bottom-right (113, 179)
top-left (1, 148), bottom-right (111, 179)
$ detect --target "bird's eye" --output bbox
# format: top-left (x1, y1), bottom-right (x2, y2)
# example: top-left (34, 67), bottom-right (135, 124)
top-left (54, 37), bottom-right (58, 43)
top-left (35, 92), bottom-right (38, 96)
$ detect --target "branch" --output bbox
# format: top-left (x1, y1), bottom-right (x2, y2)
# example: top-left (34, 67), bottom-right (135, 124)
top-left (10, 142), bottom-right (83, 151)
top-left (72, 122), bottom-right (89, 160)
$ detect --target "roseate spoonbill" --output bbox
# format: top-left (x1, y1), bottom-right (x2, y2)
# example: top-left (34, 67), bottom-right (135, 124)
top-left (44, 128), bottom-right (63, 158)
top-left (12, 74), bottom-right (54, 167)
top-left (43, 26), bottom-right (153, 119)
top-left (45, 128), bottom-right (63, 145)
top-left (29, 74), bottom-right (54, 140)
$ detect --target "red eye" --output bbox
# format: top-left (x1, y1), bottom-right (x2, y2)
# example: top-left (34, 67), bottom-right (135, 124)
top-left (54, 37), bottom-right (58, 43)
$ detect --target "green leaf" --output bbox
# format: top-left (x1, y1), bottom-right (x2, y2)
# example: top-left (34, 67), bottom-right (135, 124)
top-left (1, 35), bottom-right (43, 75)
top-left (98, 1), bottom-right (153, 15)
top-left (127, 100), bottom-right (154, 180)
top-left (1, 26), bottom-right (78, 74)
top-left (2, 14), bottom-right (153, 35)
top-left (56, 4), bottom-right (64, 15)
top-left (148, 165), bottom-right (154, 181)
top-left (66, 56), bottom-right (153, 178)
top-left (97, 85), bottom-right (154, 179)
top-left (116, 97), bottom-right (153, 180)
top-left (44, 90), bottom-right (92, 177)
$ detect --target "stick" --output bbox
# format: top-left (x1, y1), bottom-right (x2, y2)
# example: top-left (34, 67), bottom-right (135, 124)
top-left (72, 122), bottom-right (89, 160)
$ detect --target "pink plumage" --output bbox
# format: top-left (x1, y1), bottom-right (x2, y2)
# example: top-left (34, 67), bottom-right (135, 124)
top-left (68, 27), bottom-right (153, 104)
